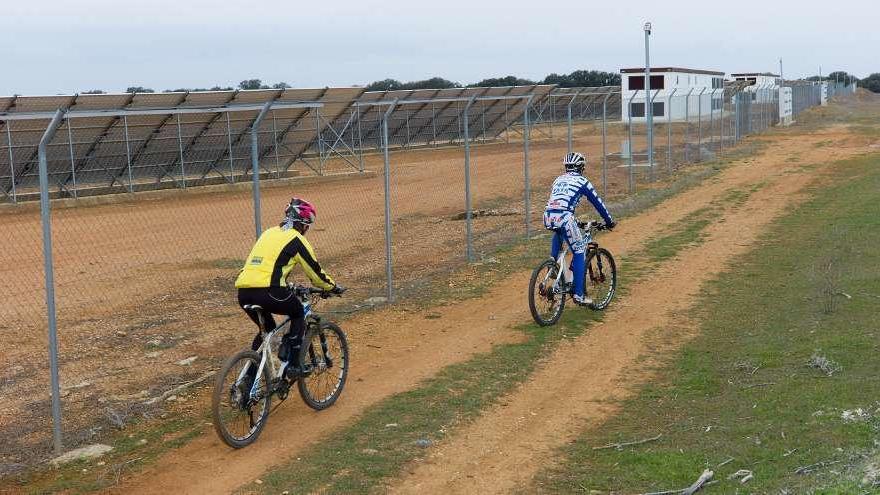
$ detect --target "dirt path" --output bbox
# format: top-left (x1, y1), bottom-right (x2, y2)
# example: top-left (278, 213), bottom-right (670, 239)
top-left (386, 127), bottom-right (869, 494)
top-left (101, 124), bottom-right (870, 494)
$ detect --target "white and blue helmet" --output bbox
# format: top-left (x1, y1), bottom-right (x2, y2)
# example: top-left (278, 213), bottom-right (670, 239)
top-left (563, 152), bottom-right (586, 173)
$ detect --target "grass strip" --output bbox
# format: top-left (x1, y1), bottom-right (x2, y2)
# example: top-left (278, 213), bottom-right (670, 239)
top-left (531, 153), bottom-right (880, 493)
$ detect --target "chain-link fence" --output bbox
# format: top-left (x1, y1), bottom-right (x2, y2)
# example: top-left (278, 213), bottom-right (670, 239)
top-left (0, 79), bottom-right (843, 463)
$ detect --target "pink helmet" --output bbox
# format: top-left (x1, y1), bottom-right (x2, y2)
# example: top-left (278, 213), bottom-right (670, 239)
top-left (284, 197), bottom-right (316, 225)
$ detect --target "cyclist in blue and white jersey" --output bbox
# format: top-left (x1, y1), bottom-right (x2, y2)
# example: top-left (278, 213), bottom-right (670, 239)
top-left (543, 152), bottom-right (616, 306)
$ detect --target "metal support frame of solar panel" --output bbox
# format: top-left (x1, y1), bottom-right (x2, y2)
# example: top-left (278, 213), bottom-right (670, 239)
top-left (0, 100), bottom-right (323, 201)
top-left (354, 93), bottom-right (533, 152)
top-left (346, 85), bottom-right (553, 152)
top-left (546, 86), bottom-right (622, 122)
top-left (0, 88), bottom-right (363, 201)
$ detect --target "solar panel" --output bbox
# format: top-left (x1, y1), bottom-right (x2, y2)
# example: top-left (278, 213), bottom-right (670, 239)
top-left (1, 84), bottom-right (569, 201)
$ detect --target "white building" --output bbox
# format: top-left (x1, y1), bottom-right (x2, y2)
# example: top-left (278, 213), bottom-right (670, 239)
top-left (731, 73), bottom-right (783, 90)
top-left (731, 73), bottom-right (782, 105)
top-left (621, 67), bottom-right (725, 123)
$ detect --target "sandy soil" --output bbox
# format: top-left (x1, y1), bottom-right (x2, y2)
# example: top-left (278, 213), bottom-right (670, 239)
top-left (97, 118), bottom-right (876, 494)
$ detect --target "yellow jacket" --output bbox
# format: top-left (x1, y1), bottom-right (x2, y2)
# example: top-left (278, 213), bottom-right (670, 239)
top-left (235, 226), bottom-right (335, 291)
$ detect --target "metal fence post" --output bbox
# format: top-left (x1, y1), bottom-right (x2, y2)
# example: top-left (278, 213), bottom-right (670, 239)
top-left (5, 124), bottom-right (16, 203)
top-left (708, 88), bottom-right (717, 151)
top-left (524, 95), bottom-right (533, 238)
top-left (627, 90), bottom-right (638, 193)
top-left (684, 89), bottom-right (693, 162)
top-left (431, 102), bottom-right (438, 147)
top-left (226, 113), bottom-right (235, 183)
top-left (381, 100), bottom-right (398, 301)
top-left (314, 110), bottom-right (325, 175)
top-left (697, 88), bottom-right (705, 161)
top-left (123, 115), bottom-right (134, 192)
top-left (38, 108), bottom-right (66, 456)
top-left (66, 120), bottom-right (77, 198)
top-left (648, 89), bottom-right (658, 181)
top-left (250, 102), bottom-right (272, 239)
top-left (355, 104), bottom-right (365, 171)
top-left (463, 96), bottom-right (477, 262)
top-left (272, 112), bottom-right (281, 178)
top-left (176, 114), bottom-right (186, 189)
top-left (601, 92), bottom-right (611, 198)
top-left (719, 89), bottom-right (724, 156)
top-left (667, 89), bottom-right (677, 172)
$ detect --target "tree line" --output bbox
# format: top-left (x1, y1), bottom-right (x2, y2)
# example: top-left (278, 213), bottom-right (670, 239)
top-left (79, 70), bottom-right (880, 95)
top-left (363, 70), bottom-right (621, 91)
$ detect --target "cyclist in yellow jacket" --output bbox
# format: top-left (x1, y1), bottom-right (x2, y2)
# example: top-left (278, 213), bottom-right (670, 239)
top-left (235, 197), bottom-right (344, 360)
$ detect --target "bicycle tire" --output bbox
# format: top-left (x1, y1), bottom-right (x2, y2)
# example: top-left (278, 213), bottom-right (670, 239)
top-left (586, 248), bottom-right (617, 311)
top-left (529, 258), bottom-right (566, 326)
top-left (297, 322), bottom-right (349, 410)
top-left (212, 349), bottom-right (272, 449)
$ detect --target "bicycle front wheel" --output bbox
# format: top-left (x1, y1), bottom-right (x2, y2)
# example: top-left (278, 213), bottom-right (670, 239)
top-left (212, 350), bottom-right (272, 449)
top-left (586, 248), bottom-right (617, 311)
top-left (297, 322), bottom-right (349, 410)
top-left (529, 259), bottom-right (566, 326)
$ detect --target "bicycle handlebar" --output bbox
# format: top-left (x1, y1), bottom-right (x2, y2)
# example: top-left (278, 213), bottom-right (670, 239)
top-left (288, 284), bottom-right (345, 298)
top-left (577, 221), bottom-right (609, 231)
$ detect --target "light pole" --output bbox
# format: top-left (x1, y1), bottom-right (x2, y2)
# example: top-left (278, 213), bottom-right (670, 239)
top-left (644, 22), bottom-right (654, 176)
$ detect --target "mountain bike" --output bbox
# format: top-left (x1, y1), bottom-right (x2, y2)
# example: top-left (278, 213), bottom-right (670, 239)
top-left (528, 220), bottom-right (617, 326)
top-left (212, 285), bottom-right (349, 448)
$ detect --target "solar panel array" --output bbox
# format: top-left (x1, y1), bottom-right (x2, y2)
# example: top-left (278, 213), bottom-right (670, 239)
top-left (1, 84), bottom-right (625, 201)
top-left (0, 88), bottom-right (364, 199)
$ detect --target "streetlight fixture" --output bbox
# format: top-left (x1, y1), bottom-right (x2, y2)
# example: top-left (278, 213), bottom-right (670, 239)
top-left (644, 22), bottom-right (653, 178)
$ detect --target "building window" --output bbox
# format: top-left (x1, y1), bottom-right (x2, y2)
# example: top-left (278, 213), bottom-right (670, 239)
top-left (630, 102), bottom-right (664, 117)
top-left (653, 101), bottom-right (665, 117)
top-left (630, 102), bottom-right (645, 117)
top-left (627, 75), bottom-right (665, 91)
top-left (712, 98), bottom-right (722, 110)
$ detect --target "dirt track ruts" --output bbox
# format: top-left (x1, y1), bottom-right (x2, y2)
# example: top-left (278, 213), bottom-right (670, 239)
top-left (388, 126), bottom-right (867, 494)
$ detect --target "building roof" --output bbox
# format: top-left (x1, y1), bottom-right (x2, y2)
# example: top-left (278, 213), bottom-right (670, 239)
top-left (731, 72), bottom-right (781, 77)
top-left (620, 67), bottom-right (725, 76)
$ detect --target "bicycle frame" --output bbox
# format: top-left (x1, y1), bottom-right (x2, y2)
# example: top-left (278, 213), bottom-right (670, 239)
top-left (238, 292), bottom-right (319, 401)
top-left (545, 222), bottom-right (600, 293)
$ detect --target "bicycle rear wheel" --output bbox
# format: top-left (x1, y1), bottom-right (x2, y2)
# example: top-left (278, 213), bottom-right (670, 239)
top-left (212, 350), bottom-right (272, 448)
top-left (529, 259), bottom-right (566, 326)
top-left (297, 322), bottom-right (349, 410)
top-left (586, 248), bottom-right (617, 311)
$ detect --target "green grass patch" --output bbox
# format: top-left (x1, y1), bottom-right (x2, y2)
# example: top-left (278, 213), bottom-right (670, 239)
top-left (531, 153), bottom-right (880, 493)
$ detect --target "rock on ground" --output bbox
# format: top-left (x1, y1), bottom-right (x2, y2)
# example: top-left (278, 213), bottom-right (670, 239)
top-left (50, 444), bottom-right (113, 466)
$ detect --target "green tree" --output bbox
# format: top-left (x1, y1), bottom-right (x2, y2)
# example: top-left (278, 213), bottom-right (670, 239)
top-left (544, 70), bottom-right (619, 88)
top-left (272, 82), bottom-right (291, 89)
top-left (401, 77), bottom-right (458, 90)
top-left (239, 79), bottom-right (266, 90)
top-left (81, 89), bottom-right (105, 94)
top-left (469, 75), bottom-right (536, 87)
top-left (125, 86), bottom-right (154, 93)
top-left (364, 79), bottom-right (405, 91)
top-left (861, 73), bottom-right (880, 93)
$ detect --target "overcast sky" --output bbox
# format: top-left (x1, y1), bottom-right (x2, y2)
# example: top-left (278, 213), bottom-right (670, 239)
top-left (2, 0), bottom-right (876, 95)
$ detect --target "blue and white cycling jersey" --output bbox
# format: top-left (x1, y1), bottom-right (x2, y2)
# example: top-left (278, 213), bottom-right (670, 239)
top-left (544, 172), bottom-right (613, 225)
